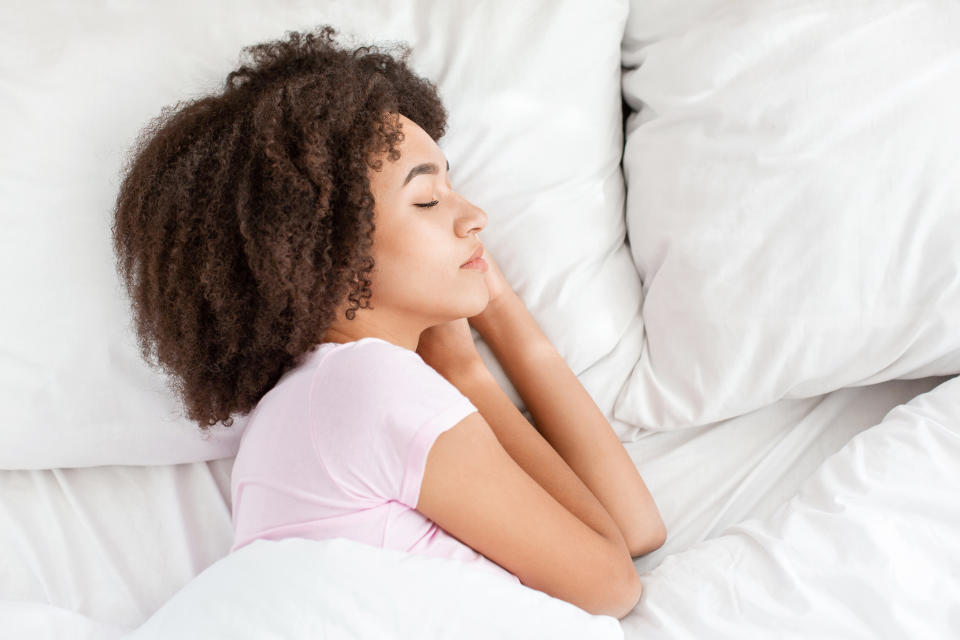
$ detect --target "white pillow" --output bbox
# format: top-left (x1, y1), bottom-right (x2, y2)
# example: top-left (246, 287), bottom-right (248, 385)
top-left (0, 0), bottom-right (639, 468)
top-left (615, 0), bottom-right (960, 431)
top-left (124, 537), bottom-right (625, 640)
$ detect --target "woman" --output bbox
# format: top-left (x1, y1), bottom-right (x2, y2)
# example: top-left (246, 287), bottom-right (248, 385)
top-left (111, 24), bottom-right (665, 620)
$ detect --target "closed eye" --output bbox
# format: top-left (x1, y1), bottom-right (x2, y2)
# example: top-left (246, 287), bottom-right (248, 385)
top-left (415, 200), bottom-right (439, 208)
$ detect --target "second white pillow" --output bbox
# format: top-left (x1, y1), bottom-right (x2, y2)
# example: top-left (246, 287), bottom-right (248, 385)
top-left (616, 0), bottom-right (960, 431)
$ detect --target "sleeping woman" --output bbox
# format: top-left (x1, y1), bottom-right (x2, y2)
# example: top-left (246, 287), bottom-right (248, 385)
top-left (111, 25), bottom-right (665, 620)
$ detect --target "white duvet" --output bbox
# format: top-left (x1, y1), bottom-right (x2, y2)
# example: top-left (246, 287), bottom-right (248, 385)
top-left (623, 373), bottom-right (960, 638)
top-left (123, 374), bottom-right (960, 639)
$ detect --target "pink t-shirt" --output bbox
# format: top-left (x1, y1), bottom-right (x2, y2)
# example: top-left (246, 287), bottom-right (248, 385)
top-left (230, 336), bottom-right (520, 585)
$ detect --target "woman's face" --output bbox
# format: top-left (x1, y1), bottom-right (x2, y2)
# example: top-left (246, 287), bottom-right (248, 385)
top-left (322, 113), bottom-right (489, 351)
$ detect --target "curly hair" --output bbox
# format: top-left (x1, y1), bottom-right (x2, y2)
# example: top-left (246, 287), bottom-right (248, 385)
top-left (111, 25), bottom-right (448, 431)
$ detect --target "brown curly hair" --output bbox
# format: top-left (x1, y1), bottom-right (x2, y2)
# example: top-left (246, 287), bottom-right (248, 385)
top-left (111, 25), bottom-right (448, 431)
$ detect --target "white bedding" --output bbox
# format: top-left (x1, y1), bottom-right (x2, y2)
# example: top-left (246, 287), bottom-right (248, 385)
top-left (623, 373), bottom-right (960, 639)
top-left (2, 375), bottom-right (951, 638)
top-left (616, 0), bottom-right (960, 432)
top-left (4, 0), bottom-right (960, 637)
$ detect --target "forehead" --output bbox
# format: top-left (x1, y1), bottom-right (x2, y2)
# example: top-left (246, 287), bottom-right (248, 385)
top-left (396, 114), bottom-right (436, 158)
top-left (372, 114), bottom-right (445, 185)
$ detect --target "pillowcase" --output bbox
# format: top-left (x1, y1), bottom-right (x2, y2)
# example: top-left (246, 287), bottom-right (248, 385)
top-left (0, 0), bottom-right (641, 468)
top-left (614, 0), bottom-right (960, 431)
top-left (125, 537), bottom-right (625, 640)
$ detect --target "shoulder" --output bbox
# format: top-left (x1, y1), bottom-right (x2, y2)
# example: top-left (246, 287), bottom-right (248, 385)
top-left (313, 337), bottom-right (473, 421)
top-left (310, 337), bottom-right (451, 400)
top-left (316, 337), bottom-right (426, 376)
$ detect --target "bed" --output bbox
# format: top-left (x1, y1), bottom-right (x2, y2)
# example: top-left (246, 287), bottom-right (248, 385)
top-left (3, 1), bottom-right (959, 638)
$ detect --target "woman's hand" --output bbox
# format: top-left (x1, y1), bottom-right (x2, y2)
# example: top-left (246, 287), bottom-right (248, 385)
top-left (476, 244), bottom-right (513, 309)
top-left (418, 244), bottom-right (514, 379)
top-left (469, 244), bottom-right (517, 329)
top-left (416, 316), bottom-right (484, 381)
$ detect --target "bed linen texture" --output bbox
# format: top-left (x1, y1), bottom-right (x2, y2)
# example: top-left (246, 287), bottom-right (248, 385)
top-left (620, 373), bottom-right (960, 639)
top-left (616, 0), bottom-right (960, 432)
top-left (2, 376), bottom-right (951, 638)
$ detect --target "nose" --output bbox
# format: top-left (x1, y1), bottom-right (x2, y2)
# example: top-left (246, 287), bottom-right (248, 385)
top-left (456, 194), bottom-right (488, 237)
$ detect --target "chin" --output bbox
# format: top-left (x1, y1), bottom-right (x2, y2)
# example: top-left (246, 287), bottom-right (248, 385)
top-left (459, 286), bottom-right (490, 318)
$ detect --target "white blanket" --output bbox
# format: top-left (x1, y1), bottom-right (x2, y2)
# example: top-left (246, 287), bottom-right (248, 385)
top-left (623, 373), bottom-right (960, 638)
top-left (119, 375), bottom-right (959, 639)
top-left (124, 538), bottom-right (624, 640)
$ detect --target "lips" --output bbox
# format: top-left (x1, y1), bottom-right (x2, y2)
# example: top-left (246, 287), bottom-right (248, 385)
top-left (460, 245), bottom-right (483, 267)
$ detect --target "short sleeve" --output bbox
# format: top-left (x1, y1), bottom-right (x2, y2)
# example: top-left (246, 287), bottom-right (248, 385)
top-left (308, 338), bottom-right (478, 508)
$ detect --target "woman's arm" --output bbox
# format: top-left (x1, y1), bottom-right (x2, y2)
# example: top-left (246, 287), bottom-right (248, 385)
top-left (445, 359), bottom-right (632, 557)
top-left (468, 291), bottom-right (666, 557)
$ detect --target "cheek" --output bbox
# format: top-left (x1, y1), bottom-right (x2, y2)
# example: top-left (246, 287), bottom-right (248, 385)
top-left (373, 223), bottom-right (456, 286)
top-left (372, 246), bottom-right (434, 293)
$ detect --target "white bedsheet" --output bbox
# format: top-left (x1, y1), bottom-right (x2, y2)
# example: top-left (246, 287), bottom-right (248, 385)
top-left (1, 375), bottom-right (950, 638)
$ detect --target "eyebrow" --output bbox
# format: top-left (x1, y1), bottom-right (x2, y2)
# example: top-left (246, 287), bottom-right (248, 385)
top-left (402, 157), bottom-right (450, 188)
